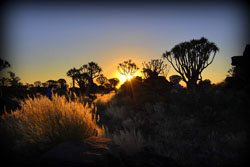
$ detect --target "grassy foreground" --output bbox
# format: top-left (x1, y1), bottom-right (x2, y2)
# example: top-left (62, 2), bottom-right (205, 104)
top-left (99, 88), bottom-right (249, 166)
top-left (0, 88), bottom-right (248, 166)
top-left (0, 94), bottom-right (105, 161)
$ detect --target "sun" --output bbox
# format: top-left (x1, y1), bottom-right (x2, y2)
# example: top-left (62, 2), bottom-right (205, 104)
top-left (127, 74), bottom-right (133, 81)
top-left (117, 73), bottom-right (134, 85)
top-left (116, 71), bottom-right (143, 87)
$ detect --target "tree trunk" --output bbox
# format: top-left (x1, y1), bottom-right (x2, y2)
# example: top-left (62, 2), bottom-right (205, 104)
top-left (85, 79), bottom-right (93, 96)
top-left (187, 77), bottom-right (198, 90)
top-left (72, 78), bottom-right (75, 92)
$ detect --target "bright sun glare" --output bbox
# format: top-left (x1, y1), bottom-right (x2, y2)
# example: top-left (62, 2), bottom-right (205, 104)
top-left (127, 75), bottom-right (133, 80)
top-left (118, 73), bottom-right (134, 85)
top-left (116, 71), bottom-right (142, 87)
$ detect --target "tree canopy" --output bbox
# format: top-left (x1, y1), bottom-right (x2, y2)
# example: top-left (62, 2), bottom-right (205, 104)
top-left (108, 78), bottom-right (120, 89)
top-left (80, 62), bottom-right (102, 84)
top-left (142, 59), bottom-right (169, 79)
top-left (163, 37), bottom-right (219, 89)
top-left (117, 59), bottom-right (139, 80)
top-left (66, 67), bottom-right (79, 90)
top-left (96, 74), bottom-right (108, 86)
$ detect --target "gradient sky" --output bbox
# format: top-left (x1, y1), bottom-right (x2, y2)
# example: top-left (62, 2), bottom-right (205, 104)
top-left (2, 1), bottom-right (249, 87)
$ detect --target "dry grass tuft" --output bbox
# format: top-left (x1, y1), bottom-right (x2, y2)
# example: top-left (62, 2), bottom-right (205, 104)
top-left (111, 129), bottom-right (145, 154)
top-left (0, 94), bottom-right (105, 157)
top-left (93, 91), bottom-right (116, 105)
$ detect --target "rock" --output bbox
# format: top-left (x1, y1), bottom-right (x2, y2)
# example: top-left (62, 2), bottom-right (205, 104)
top-left (40, 136), bottom-right (181, 167)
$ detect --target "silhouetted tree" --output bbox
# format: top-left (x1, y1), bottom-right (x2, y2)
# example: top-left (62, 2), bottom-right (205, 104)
top-left (96, 74), bottom-right (108, 86)
top-left (142, 59), bottom-right (169, 79)
top-left (8, 71), bottom-right (20, 86)
top-left (117, 59), bottom-right (139, 80)
top-left (34, 81), bottom-right (42, 87)
top-left (109, 78), bottom-right (120, 89)
top-left (163, 37), bottom-right (219, 89)
top-left (80, 62), bottom-right (102, 95)
top-left (46, 80), bottom-right (58, 88)
top-left (66, 68), bottom-right (78, 91)
top-left (25, 83), bottom-right (34, 88)
top-left (41, 82), bottom-right (48, 87)
top-left (0, 59), bottom-right (10, 71)
top-left (103, 83), bottom-right (112, 89)
top-left (81, 62), bottom-right (102, 85)
top-left (57, 78), bottom-right (67, 89)
top-left (169, 75), bottom-right (182, 85)
top-left (75, 72), bottom-right (89, 91)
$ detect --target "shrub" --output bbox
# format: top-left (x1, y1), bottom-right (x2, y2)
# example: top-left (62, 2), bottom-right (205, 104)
top-left (102, 89), bottom-right (248, 166)
top-left (93, 91), bottom-right (115, 105)
top-left (105, 105), bottom-right (127, 121)
top-left (0, 94), bottom-right (105, 158)
top-left (111, 129), bottom-right (145, 154)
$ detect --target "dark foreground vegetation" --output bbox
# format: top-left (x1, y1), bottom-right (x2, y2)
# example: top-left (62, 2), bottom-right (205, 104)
top-left (0, 39), bottom-right (249, 166)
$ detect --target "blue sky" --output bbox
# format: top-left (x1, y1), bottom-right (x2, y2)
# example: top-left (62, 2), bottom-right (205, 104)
top-left (3, 1), bottom-right (249, 86)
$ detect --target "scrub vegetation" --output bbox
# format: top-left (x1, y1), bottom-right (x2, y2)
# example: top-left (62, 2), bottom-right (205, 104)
top-left (0, 94), bottom-right (105, 161)
top-left (0, 38), bottom-right (249, 166)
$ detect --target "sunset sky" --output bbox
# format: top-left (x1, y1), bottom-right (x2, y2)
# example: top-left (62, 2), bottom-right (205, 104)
top-left (2, 1), bottom-right (249, 87)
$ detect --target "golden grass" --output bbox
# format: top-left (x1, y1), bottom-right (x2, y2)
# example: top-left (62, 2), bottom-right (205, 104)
top-left (0, 94), bottom-right (105, 155)
top-left (93, 91), bottom-right (115, 104)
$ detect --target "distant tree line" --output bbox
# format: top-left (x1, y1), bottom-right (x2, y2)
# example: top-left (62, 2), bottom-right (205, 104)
top-left (116, 37), bottom-right (219, 90)
top-left (67, 62), bottom-right (119, 95)
top-left (4, 37), bottom-right (250, 116)
top-left (1, 37), bottom-right (220, 93)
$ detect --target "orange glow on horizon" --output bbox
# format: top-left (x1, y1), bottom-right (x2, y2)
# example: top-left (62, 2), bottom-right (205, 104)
top-left (115, 71), bottom-right (142, 88)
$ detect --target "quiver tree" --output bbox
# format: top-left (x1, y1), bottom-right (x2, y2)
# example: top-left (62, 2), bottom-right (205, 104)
top-left (75, 72), bottom-right (89, 91)
top-left (81, 62), bottom-right (102, 84)
top-left (142, 59), bottom-right (169, 79)
top-left (66, 68), bottom-right (78, 91)
top-left (108, 78), bottom-right (120, 89)
top-left (163, 37), bottom-right (219, 89)
top-left (81, 62), bottom-right (102, 94)
top-left (68, 69), bottom-right (89, 91)
top-left (57, 78), bottom-right (67, 89)
top-left (117, 59), bottom-right (139, 80)
top-left (96, 74), bottom-right (108, 86)
top-left (67, 62), bottom-right (102, 95)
